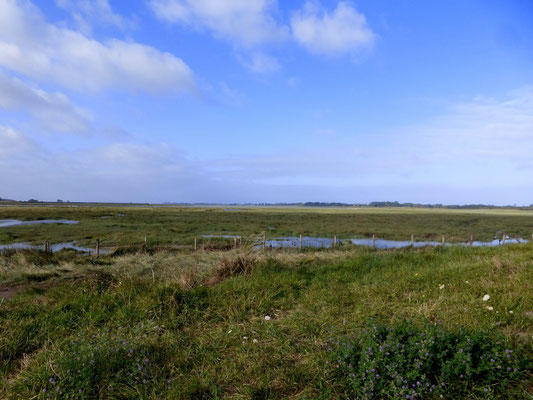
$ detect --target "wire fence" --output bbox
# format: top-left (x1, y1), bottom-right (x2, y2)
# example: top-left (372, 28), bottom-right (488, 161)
top-left (1, 232), bottom-right (531, 257)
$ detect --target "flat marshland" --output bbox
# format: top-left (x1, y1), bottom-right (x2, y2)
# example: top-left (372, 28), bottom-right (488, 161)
top-left (2, 205), bottom-right (533, 246)
top-left (0, 206), bottom-right (532, 399)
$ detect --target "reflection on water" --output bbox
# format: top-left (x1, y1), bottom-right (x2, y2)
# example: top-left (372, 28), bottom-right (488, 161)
top-left (0, 242), bottom-right (108, 254)
top-left (254, 236), bottom-right (527, 249)
top-left (0, 219), bottom-right (79, 228)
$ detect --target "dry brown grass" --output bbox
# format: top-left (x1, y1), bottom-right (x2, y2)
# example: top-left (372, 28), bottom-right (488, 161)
top-left (213, 251), bottom-right (257, 282)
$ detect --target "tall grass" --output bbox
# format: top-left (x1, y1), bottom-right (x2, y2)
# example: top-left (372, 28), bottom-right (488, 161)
top-left (1, 244), bottom-right (531, 398)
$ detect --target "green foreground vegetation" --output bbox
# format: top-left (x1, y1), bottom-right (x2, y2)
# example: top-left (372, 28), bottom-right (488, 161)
top-left (0, 206), bottom-right (532, 398)
top-left (1, 205), bottom-right (533, 247)
top-left (1, 243), bottom-right (532, 398)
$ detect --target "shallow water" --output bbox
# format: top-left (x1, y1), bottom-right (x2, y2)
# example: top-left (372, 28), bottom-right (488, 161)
top-left (0, 241), bottom-right (107, 254)
top-left (202, 234), bottom-right (240, 239)
top-left (255, 236), bottom-right (527, 249)
top-left (0, 219), bottom-right (79, 228)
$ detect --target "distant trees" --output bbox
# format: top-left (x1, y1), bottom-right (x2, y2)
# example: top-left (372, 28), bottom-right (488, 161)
top-left (303, 202), bottom-right (352, 207)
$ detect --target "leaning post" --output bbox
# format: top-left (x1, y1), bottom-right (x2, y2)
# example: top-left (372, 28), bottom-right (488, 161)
top-left (96, 239), bottom-right (100, 258)
top-left (299, 234), bottom-right (302, 250)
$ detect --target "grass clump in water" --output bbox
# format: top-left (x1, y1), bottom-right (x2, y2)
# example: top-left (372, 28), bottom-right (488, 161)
top-left (328, 321), bottom-right (529, 399)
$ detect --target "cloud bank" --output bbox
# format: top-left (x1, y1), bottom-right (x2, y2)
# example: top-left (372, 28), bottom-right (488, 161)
top-left (2, 87), bottom-right (532, 204)
top-left (0, 0), bottom-right (195, 94)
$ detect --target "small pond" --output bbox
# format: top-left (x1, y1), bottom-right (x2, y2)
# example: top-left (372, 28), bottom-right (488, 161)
top-left (0, 219), bottom-right (79, 228)
top-left (257, 236), bottom-right (526, 249)
top-left (0, 242), bottom-right (108, 254)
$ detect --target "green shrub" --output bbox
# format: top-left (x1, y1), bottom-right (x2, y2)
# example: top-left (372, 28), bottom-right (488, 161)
top-left (328, 321), bottom-right (528, 399)
top-left (14, 325), bottom-right (170, 399)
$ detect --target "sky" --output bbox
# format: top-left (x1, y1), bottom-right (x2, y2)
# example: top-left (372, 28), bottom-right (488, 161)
top-left (0, 0), bottom-right (532, 205)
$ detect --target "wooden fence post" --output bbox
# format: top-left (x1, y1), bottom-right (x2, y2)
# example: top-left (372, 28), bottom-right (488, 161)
top-left (411, 235), bottom-right (414, 247)
top-left (263, 234), bottom-right (266, 250)
top-left (441, 235), bottom-right (445, 245)
top-left (333, 234), bottom-right (337, 248)
top-left (299, 234), bottom-right (302, 250)
top-left (96, 239), bottom-right (100, 258)
top-left (372, 234), bottom-right (376, 249)
top-left (470, 235), bottom-right (473, 247)
top-left (502, 233), bottom-right (506, 245)
top-left (194, 237), bottom-right (197, 251)
top-left (144, 236), bottom-right (148, 251)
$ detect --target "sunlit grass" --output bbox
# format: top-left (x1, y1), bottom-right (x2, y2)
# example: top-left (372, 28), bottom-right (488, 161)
top-left (1, 244), bottom-right (531, 398)
top-left (1, 205), bottom-right (533, 247)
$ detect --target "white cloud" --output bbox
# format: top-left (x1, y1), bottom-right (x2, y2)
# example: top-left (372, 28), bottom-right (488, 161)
top-left (55, 0), bottom-right (133, 34)
top-left (0, 0), bottom-right (195, 94)
top-left (291, 1), bottom-right (375, 55)
top-left (239, 52), bottom-right (281, 74)
top-left (412, 86), bottom-right (533, 166)
top-left (149, 0), bottom-right (288, 47)
top-left (0, 72), bottom-right (92, 134)
top-left (0, 125), bottom-right (33, 158)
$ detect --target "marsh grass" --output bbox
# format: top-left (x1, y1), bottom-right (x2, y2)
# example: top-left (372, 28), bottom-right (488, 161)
top-left (0, 244), bottom-right (532, 398)
top-left (1, 206), bottom-right (533, 246)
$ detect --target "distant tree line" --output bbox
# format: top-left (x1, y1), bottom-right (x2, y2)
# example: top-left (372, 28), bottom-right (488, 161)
top-left (298, 201), bottom-right (533, 209)
top-left (366, 201), bottom-right (532, 209)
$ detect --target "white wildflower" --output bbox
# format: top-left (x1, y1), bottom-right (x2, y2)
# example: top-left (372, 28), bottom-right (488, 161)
top-left (465, 281), bottom-right (469, 284)
top-left (264, 315), bottom-right (271, 321)
top-left (243, 336), bottom-right (248, 340)
top-left (509, 310), bottom-right (514, 314)
top-left (253, 339), bottom-right (258, 343)
top-left (487, 306), bottom-right (494, 311)
top-left (228, 330), bottom-right (232, 334)
top-left (482, 294), bottom-right (490, 301)
top-left (439, 284), bottom-right (445, 290)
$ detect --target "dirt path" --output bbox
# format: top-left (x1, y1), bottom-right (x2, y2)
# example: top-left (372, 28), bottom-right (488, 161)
top-left (0, 282), bottom-right (56, 300)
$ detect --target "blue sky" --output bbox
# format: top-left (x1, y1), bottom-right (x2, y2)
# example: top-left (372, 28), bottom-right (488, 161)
top-left (1, 0), bottom-right (532, 204)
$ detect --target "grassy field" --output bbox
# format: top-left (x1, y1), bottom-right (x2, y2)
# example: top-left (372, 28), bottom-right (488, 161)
top-left (1, 205), bottom-right (533, 247)
top-left (0, 206), bottom-right (532, 398)
top-left (0, 242), bottom-right (532, 398)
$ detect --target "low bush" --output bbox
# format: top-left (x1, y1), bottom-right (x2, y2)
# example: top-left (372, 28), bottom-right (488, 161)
top-left (13, 325), bottom-right (171, 399)
top-left (328, 321), bottom-right (529, 399)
